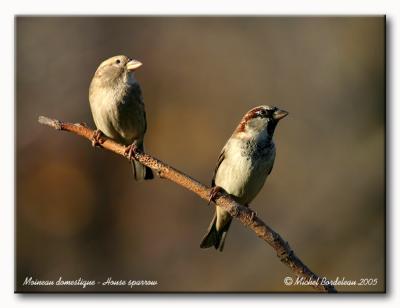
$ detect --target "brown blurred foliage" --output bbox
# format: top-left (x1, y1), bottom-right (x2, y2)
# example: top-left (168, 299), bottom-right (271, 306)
top-left (16, 17), bottom-right (385, 292)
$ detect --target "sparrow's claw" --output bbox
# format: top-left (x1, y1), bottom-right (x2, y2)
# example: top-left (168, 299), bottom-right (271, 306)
top-left (208, 186), bottom-right (223, 206)
top-left (124, 142), bottom-right (140, 161)
top-left (91, 129), bottom-right (104, 147)
top-left (250, 209), bottom-right (258, 221)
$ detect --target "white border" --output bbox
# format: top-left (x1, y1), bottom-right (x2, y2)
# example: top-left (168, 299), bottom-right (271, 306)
top-left (1, 0), bottom-right (397, 307)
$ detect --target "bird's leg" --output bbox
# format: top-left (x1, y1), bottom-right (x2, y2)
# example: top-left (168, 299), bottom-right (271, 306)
top-left (249, 207), bottom-right (258, 221)
top-left (124, 140), bottom-right (141, 161)
top-left (91, 129), bottom-right (104, 147)
top-left (208, 186), bottom-right (223, 206)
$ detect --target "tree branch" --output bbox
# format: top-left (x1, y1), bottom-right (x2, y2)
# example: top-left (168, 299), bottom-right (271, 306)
top-left (38, 115), bottom-right (337, 293)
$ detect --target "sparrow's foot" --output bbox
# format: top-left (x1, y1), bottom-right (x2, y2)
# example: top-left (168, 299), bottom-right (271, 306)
top-left (208, 186), bottom-right (223, 206)
top-left (249, 208), bottom-right (258, 221)
top-left (91, 129), bottom-right (104, 147)
top-left (124, 142), bottom-right (141, 161)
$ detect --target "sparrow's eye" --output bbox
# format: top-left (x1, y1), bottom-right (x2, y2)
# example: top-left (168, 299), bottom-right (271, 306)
top-left (116, 59), bottom-right (121, 64)
top-left (265, 108), bottom-right (276, 117)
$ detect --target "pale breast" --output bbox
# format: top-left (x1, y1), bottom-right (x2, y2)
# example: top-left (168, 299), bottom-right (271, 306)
top-left (89, 87), bottom-right (122, 141)
top-left (89, 81), bottom-right (146, 145)
top-left (214, 137), bottom-right (275, 205)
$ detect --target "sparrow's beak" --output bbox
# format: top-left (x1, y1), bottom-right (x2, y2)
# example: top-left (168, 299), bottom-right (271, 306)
top-left (126, 59), bottom-right (143, 72)
top-left (273, 109), bottom-right (289, 121)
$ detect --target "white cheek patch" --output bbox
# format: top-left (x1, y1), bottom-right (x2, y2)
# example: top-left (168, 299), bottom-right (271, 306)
top-left (127, 72), bottom-right (137, 85)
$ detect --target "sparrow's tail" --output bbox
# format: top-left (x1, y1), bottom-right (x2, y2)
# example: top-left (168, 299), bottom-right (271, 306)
top-left (130, 142), bottom-right (154, 181)
top-left (200, 213), bottom-right (232, 252)
top-left (131, 160), bottom-right (154, 181)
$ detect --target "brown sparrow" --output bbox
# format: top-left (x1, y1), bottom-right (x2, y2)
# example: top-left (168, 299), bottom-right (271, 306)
top-left (200, 106), bottom-right (288, 251)
top-left (89, 55), bottom-right (153, 180)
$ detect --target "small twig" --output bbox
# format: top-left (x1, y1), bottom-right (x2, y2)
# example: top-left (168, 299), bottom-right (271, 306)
top-left (38, 116), bottom-right (337, 293)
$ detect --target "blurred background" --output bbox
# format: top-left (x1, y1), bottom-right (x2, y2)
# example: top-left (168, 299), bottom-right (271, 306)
top-left (16, 17), bottom-right (385, 292)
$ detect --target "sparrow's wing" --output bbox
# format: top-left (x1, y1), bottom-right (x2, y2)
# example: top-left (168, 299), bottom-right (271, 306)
top-left (266, 164), bottom-right (274, 175)
top-left (211, 148), bottom-right (226, 187)
top-left (142, 108), bottom-right (148, 134)
top-left (266, 145), bottom-right (277, 175)
top-left (132, 83), bottom-right (147, 134)
top-left (116, 83), bottom-right (147, 143)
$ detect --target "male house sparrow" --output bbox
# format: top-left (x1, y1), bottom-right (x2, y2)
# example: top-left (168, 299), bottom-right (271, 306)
top-left (200, 106), bottom-right (288, 251)
top-left (89, 55), bottom-right (153, 180)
